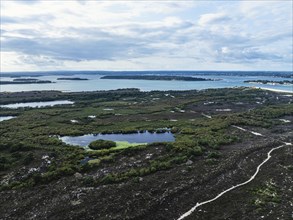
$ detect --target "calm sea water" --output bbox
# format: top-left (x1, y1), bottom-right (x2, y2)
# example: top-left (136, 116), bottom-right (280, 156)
top-left (0, 72), bottom-right (292, 92)
top-left (60, 131), bottom-right (175, 147)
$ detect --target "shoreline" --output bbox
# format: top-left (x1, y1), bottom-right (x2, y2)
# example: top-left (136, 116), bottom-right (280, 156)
top-left (255, 87), bottom-right (293, 94)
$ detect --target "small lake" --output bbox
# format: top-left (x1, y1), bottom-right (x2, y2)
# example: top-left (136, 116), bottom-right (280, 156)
top-left (0, 100), bottom-right (74, 109)
top-left (60, 131), bottom-right (175, 147)
top-left (0, 116), bottom-right (16, 122)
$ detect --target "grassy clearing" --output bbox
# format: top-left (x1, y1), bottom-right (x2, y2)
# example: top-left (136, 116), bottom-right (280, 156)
top-left (112, 141), bottom-right (147, 150)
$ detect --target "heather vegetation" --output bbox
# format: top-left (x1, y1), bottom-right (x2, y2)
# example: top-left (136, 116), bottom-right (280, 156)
top-left (0, 87), bottom-right (292, 190)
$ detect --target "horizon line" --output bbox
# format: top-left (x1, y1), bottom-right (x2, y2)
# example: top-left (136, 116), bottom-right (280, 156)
top-left (1, 70), bottom-right (292, 74)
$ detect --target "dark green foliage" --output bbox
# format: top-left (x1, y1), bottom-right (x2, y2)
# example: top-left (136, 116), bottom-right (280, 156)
top-left (83, 176), bottom-right (95, 186)
top-left (101, 174), bottom-right (117, 184)
top-left (173, 140), bottom-right (203, 156)
top-left (57, 165), bottom-right (76, 176)
top-left (88, 139), bottom-right (116, 150)
top-left (169, 155), bottom-right (188, 164)
top-left (0, 156), bottom-right (9, 171)
top-left (23, 152), bottom-right (34, 165)
top-left (207, 151), bottom-right (222, 159)
top-left (9, 143), bottom-right (31, 152)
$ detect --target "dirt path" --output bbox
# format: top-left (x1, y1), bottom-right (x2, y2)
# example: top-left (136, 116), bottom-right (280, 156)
top-left (177, 142), bottom-right (292, 220)
top-left (201, 113), bottom-right (212, 119)
top-left (232, 125), bottom-right (263, 136)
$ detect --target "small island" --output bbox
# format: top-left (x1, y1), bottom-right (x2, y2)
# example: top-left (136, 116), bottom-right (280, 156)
top-left (57, 77), bottom-right (89, 80)
top-left (244, 80), bottom-right (293, 85)
top-left (101, 75), bottom-right (214, 81)
top-left (0, 78), bottom-right (53, 85)
top-left (88, 139), bottom-right (116, 150)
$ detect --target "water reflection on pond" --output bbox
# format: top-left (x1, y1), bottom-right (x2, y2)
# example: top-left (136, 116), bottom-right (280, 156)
top-left (0, 100), bottom-right (74, 109)
top-left (60, 131), bottom-right (175, 147)
top-left (0, 116), bottom-right (16, 122)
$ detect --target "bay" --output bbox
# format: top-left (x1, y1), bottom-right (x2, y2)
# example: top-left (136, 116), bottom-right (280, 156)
top-left (0, 72), bottom-right (292, 93)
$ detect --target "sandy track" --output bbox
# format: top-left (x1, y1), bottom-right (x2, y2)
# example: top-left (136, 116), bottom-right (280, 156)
top-left (177, 142), bottom-right (291, 220)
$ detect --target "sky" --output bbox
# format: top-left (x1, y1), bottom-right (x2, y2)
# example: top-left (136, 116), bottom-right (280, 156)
top-left (0, 0), bottom-right (292, 72)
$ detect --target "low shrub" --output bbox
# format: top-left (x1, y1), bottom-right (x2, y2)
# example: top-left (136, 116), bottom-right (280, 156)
top-left (88, 139), bottom-right (116, 150)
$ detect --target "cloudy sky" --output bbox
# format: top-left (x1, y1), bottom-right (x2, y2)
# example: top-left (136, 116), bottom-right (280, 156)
top-left (1, 0), bottom-right (292, 72)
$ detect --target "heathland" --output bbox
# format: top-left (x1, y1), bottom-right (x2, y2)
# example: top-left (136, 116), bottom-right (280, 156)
top-left (0, 87), bottom-right (292, 219)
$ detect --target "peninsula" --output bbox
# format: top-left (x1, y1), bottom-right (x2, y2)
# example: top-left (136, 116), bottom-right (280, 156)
top-left (57, 77), bottom-right (89, 80)
top-left (0, 78), bottom-right (53, 85)
top-left (101, 75), bottom-right (214, 81)
top-left (244, 80), bottom-right (293, 85)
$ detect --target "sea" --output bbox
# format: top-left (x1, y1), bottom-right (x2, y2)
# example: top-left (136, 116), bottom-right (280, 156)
top-left (0, 71), bottom-right (292, 93)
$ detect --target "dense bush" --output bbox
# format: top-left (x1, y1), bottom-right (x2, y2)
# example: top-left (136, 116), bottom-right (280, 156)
top-left (23, 152), bottom-right (34, 165)
top-left (88, 139), bottom-right (116, 150)
top-left (9, 143), bottom-right (31, 152)
top-left (172, 141), bottom-right (203, 156)
top-left (82, 176), bottom-right (95, 186)
top-left (207, 151), bottom-right (221, 159)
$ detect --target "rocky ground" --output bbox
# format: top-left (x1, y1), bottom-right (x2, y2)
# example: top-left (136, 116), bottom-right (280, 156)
top-left (0, 130), bottom-right (291, 220)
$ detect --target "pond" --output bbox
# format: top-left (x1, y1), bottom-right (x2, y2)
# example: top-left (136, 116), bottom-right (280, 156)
top-left (60, 131), bottom-right (175, 147)
top-left (0, 100), bottom-right (74, 109)
top-left (0, 116), bottom-right (16, 122)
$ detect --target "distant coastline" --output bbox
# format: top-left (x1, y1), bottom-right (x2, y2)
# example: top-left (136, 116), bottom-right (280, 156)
top-left (256, 87), bottom-right (293, 94)
top-left (57, 77), bottom-right (89, 81)
top-left (101, 75), bottom-right (214, 81)
top-left (1, 71), bottom-right (292, 78)
top-left (0, 71), bottom-right (292, 93)
top-left (0, 78), bottom-right (53, 85)
top-left (244, 80), bottom-right (293, 86)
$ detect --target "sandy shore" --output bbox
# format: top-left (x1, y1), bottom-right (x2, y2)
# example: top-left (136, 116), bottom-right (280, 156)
top-left (254, 87), bottom-right (293, 94)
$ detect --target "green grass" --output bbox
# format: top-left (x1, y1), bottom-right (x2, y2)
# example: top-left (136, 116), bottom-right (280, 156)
top-left (112, 141), bottom-right (147, 150)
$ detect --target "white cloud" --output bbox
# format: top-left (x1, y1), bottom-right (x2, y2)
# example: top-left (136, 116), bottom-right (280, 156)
top-left (221, 47), bottom-right (230, 54)
top-left (198, 13), bottom-right (231, 26)
top-left (0, 0), bottom-right (292, 71)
